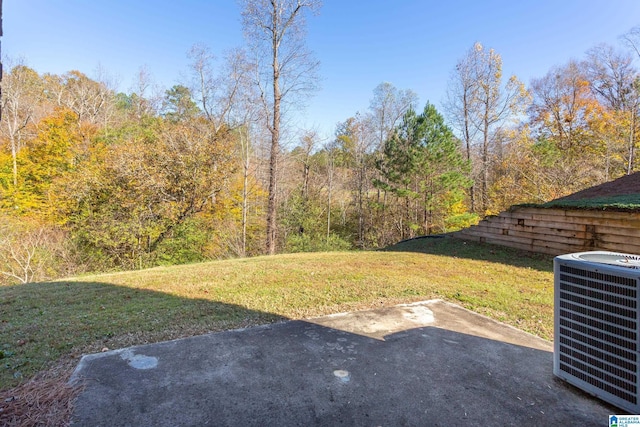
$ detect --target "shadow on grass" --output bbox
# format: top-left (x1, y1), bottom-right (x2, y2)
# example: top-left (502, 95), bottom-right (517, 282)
top-left (382, 234), bottom-right (554, 273)
top-left (0, 280), bottom-right (286, 391)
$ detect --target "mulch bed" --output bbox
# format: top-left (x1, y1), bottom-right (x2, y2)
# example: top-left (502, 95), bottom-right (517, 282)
top-left (0, 361), bottom-right (81, 427)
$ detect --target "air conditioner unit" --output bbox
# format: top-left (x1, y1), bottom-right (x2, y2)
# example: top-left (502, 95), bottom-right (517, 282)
top-left (554, 251), bottom-right (640, 413)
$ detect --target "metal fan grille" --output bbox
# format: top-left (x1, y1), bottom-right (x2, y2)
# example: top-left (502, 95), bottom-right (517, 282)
top-left (576, 253), bottom-right (640, 269)
top-left (557, 264), bottom-right (638, 407)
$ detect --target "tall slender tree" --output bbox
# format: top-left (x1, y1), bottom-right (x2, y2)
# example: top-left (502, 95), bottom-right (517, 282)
top-left (445, 51), bottom-right (479, 210)
top-left (334, 114), bottom-right (374, 247)
top-left (446, 42), bottom-right (527, 213)
top-left (239, 0), bottom-right (321, 255)
top-left (1, 63), bottom-right (45, 188)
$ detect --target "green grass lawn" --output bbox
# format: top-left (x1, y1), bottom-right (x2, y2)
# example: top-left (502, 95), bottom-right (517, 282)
top-left (0, 236), bottom-right (554, 391)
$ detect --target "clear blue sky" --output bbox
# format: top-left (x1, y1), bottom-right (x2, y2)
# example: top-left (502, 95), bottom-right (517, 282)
top-left (6, 1), bottom-right (640, 141)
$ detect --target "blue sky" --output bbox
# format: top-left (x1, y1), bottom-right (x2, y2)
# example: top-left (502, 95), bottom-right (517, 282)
top-left (6, 1), bottom-right (640, 141)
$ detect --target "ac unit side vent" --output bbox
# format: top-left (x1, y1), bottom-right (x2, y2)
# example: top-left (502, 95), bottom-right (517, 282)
top-left (560, 265), bottom-right (637, 289)
top-left (559, 362), bottom-right (637, 405)
top-left (560, 310), bottom-right (636, 341)
top-left (559, 292), bottom-right (636, 320)
top-left (555, 251), bottom-right (640, 413)
top-left (559, 336), bottom-right (637, 372)
top-left (560, 354), bottom-right (637, 394)
top-left (559, 318), bottom-right (636, 351)
top-left (559, 300), bottom-right (636, 329)
top-left (559, 329), bottom-right (637, 362)
top-left (559, 274), bottom-right (638, 298)
top-left (559, 344), bottom-right (637, 381)
top-left (560, 283), bottom-right (637, 311)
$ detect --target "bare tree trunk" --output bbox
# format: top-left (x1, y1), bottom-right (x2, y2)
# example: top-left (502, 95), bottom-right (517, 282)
top-left (266, 103), bottom-right (279, 254)
top-left (326, 159), bottom-right (333, 242)
top-left (11, 135), bottom-right (18, 187)
top-left (241, 0), bottom-right (320, 255)
top-left (358, 163), bottom-right (365, 248)
top-left (301, 160), bottom-right (310, 199)
top-left (265, 3), bottom-right (282, 256)
top-left (241, 128), bottom-right (250, 257)
top-left (423, 192), bottom-right (428, 234)
top-left (481, 106), bottom-right (490, 213)
top-left (463, 91), bottom-right (475, 212)
top-left (629, 107), bottom-right (636, 175)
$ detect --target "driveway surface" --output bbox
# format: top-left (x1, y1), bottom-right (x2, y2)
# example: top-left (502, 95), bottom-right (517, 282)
top-left (70, 299), bottom-right (617, 426)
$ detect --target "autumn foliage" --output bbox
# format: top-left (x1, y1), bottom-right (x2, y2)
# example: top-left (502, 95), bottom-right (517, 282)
top-left (2, 26), bottom-right (640, 283)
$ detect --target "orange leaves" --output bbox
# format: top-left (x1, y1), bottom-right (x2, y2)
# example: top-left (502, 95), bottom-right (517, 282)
top-left (529, 61), bottom-right (602, 153)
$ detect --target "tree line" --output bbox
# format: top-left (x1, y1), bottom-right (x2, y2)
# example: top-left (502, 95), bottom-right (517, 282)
top-left (1, 1), bottom-right (640, 284)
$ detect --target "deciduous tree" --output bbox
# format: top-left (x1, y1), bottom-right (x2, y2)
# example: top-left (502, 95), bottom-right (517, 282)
top-left (445, 50), bottom-right (479, 210)
top-left (446, 43), bottom-right (528, 213)
top-left (0, 215), bottom-right (73, 285)
top-left (334, 114), bottom-right (375, 247)
top-left (239, 0), bottom-right (321, 255)
top-left (59, 117), bottom-right (237, 269)
top-left (529, 61), bottom-right (596, 153)
top-left (1, 63), bottom-right (45, 187)
top-left (46, 70), bottom-right (115, 127)
top-left (585, 44), bottom-right (640, 174)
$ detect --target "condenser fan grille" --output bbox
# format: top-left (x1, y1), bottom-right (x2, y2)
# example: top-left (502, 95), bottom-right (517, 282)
top-left (575, 252), bottom-right (640, 269)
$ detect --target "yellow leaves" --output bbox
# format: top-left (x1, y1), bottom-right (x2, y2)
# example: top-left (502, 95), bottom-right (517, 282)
top-left (0, 150), bottom-right (13, 186)
top-left (449, 198), bottom-right (469, 216)
top-left (46, 116), bottom-right (248, 266)
top-left (0, 109), bottom-right (86, 220)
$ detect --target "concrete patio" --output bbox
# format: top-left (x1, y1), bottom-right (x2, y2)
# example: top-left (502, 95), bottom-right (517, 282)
top-left (70, 300), bottom-right (616, 426)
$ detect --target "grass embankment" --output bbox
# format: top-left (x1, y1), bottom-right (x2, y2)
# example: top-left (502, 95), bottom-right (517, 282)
top-left (0, 237), bottom-right (554, 392)
top-left (541, 194), bottom-right (640, 211)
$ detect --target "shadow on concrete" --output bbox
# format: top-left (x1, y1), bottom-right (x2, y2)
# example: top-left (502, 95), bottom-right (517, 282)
top-left (383, 235), bottom-right (553, 273)
top-left (0, 280), bottom-right (285, 389)
top-left (70, 300), bottom-right (615, 426)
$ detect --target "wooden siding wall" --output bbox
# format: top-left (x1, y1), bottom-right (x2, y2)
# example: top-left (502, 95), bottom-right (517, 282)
top-left (453, 207), bottom-right (640, 256)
